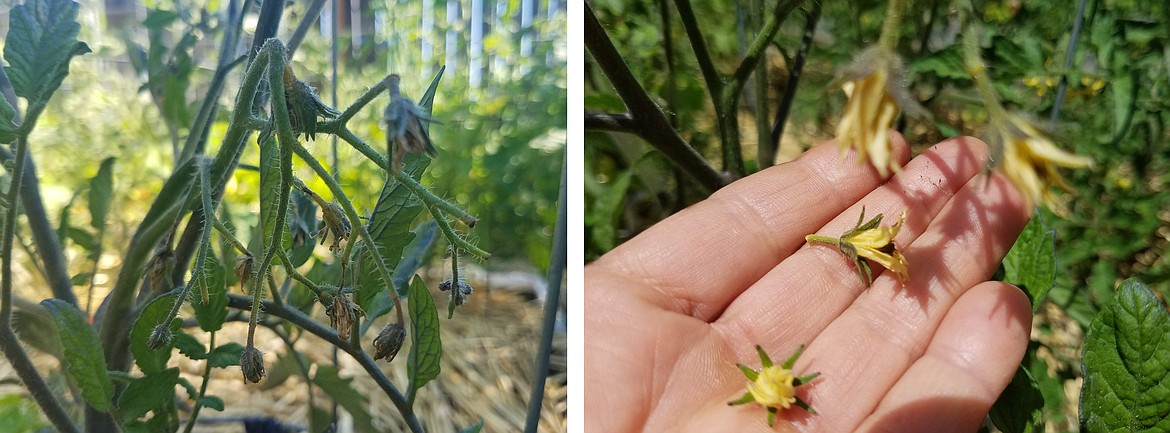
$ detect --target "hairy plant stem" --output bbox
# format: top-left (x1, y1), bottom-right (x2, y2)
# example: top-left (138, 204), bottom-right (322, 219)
top-left (878, 0), bottom-right (906, 50)
top-left (247, 40), bottom-right (297, 348)
top-left (334, 128), bottom-right (482, 234)
top-left (288, 140), bottom-right (406, 326)
top-left (963, 25), bottom-right (1009, 121)
top-left (181, 330), bottom-right (216, 433)
top-left (104, 34), bottom-right (272, 374)
top-left (0, 136), bottom-right (80, 433)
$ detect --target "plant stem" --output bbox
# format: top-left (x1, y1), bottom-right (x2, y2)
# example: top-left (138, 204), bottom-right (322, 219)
top-left (288, 140), bottom-right (407, 326)
top-left (522, 153), bottom-right (566, 433)
top-left (181, 330), bottom-right (216, 433)
top-left (878, 0), bottom-right (906, 50)
top-left (963, 25), bottom-right (1010, 121)
top-left (771, 2), bottom-right (821, 156)
top-left (0, 136), bottom-right (80, 433)
top-left (1049, 0), bottom-right (1088, 124)
top-left (333, 128), bottom-right (480, 229)
top-left (752, 0), bottom-right (771, 168)
top-left (583, 113), bottom-right (637, 133)
top-left (584, 3), bottom-right (725, 192)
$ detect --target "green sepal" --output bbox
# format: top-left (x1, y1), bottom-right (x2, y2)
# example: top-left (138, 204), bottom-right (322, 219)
top-left (728, 391), bottom-right (755, 406)
top-left (755, 345), bottom-right (773, 368)
top-left (736, 363), bottom-right (758, 381)
top-left (781, 344), bottom-right (805, 369)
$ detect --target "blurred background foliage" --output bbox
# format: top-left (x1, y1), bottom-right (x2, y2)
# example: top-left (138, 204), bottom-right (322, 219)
top-left (4, 0), bottom-right (564, 296)
top-left (586, 0), bottom-right (1169, 431)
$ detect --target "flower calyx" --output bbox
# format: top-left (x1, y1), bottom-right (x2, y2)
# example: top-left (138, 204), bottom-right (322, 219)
top-left (806, 207), bottom-right (909, 286)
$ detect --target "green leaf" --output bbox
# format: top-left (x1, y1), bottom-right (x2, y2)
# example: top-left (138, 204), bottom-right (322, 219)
top-left (1003, 214), bottom-right (1056, 312)
top-left (1081, 279), bottom-right (1170, 432)
top-left (40, 299), bottom-right (113, 412)
top-left (3, 0), bottom-right (91, 115)
top-left (407, 276), bottom-right (442, 403)
top-left (587, 169), bottom-right (633, 252)
top-left (458, 419), bottom-right (485, 433)
top-left (361, 221), bottom-right (437, 332)
top-left (261, 350), bottom-right (311, 390)
top-left (354, 159), bottom-right (428, 314)
top-left (172, 332), bottom-right (206, 360)
top-left (419, 65), bottom-right (446, 118)
top-left (130, 293), bottom-right (179, 374)
top-left (88, 157), bottom-right (115, 230)
top-left (189, 254), bottom-right (228, 332)
top-left (197, 396), bottom-right (224, 411)
top-left (0, 96), bottom-right (19, 143)
top-left (141, 9), bottom-right (178, 28)
top-left (1111, 70), bottom-right (1136, 140)
top-left (989, 365), bottom-right (1043, 433)
top-left (909, 47), bottom-right (968, 80)
top-left (117, 367), bottom-right (180, 424)
top-left (258, 136), bottom-right (292, 260)
top-left (313, 365), bottom-right (377, 433)
top-left (207, 342), bottom-right (245, 369)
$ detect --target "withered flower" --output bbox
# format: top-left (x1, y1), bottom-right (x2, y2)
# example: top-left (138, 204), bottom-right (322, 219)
top-left (806, 207), bottom-right (909, 286)
top-left (240, 346), bottom-right (266, 383)
top-left (835, 47), bottom-right (927, 177)
top-left (316, 201), bottom-right (350, 253)
top-left (234, 254), bottom-right (255, 290)
top-left (728, 345), bottom-right (819, 426)
top-left (324, 287), bottom-right (365, 341)
top-left (383, 74), bottom-right (438, 173)
top-left (372, 322), bottom-right (407, 362)
top-left (438, 279), bottom-right (474, 307)
top-left (146, 324), bottom-right (173, 351)
top-left (260, 64), bottom-right (340, 143)
top-left (987, 114), bottom-right (1092, 210)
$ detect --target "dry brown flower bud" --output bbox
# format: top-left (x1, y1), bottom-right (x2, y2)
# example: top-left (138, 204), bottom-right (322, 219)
top-left (240, 346), bottom-right (266, 383)
top-left (372, 322), bottom-right (407, 362)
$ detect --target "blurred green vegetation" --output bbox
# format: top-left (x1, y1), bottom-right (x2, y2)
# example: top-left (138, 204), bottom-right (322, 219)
top-left (22, 0), bottom-right (564, 289)
top-left (586, 0), bottom-right (1170, 431)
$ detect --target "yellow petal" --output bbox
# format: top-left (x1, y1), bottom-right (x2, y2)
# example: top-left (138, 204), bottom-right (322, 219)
top-left (748, 366), bottom-right (797, 410)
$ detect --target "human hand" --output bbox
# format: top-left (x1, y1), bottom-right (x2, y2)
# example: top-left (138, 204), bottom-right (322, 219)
top-left (585, 135), bottom-right (1034, 432)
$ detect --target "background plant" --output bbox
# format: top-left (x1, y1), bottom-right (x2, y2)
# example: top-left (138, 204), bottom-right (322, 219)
top-left (586, 0), bottom-right (1170, 431)
top-left (0, 0), bottom-right (566, 431)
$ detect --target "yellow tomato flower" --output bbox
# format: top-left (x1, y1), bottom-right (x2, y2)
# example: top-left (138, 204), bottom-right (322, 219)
top-left (748, 365), bottom-right (796, 410)
top-left (806, 207), bottom-right (909, 285)
top-left (990, 115), bottom-right (1093, 209)
top-left (836, 47), bottom-right (927, 178)
top-left (729, 345), bottom-right (819, 426)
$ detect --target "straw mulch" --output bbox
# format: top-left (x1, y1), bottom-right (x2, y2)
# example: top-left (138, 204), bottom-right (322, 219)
top-left (0, 280), bottom-right (567, 433)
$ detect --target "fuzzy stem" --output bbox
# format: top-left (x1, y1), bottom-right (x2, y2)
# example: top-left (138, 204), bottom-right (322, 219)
top-left (0, 136), bottom-right (80, 432)
top-left (335, 128), bottom-right (482, 230)
top-left (181, 330), bottom-right (216, 433)
top-left (878, 0), bottom-right (906, 50)
top-left (288, 140), bottom-right (407, 327)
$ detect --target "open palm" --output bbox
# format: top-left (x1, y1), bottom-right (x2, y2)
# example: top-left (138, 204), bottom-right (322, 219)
top-left (586, 135), bottom-right (1034, 433)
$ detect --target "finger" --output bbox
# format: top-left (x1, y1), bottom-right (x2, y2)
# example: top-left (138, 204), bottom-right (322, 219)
top-left (590, 133), bottom-right (909, 321)
top-left (716, 137), bottom-right (991, 352)
top-left (853, 281), bottom-right (1032, 433)
top-left (772, 170), bottom-right (1031, 432)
